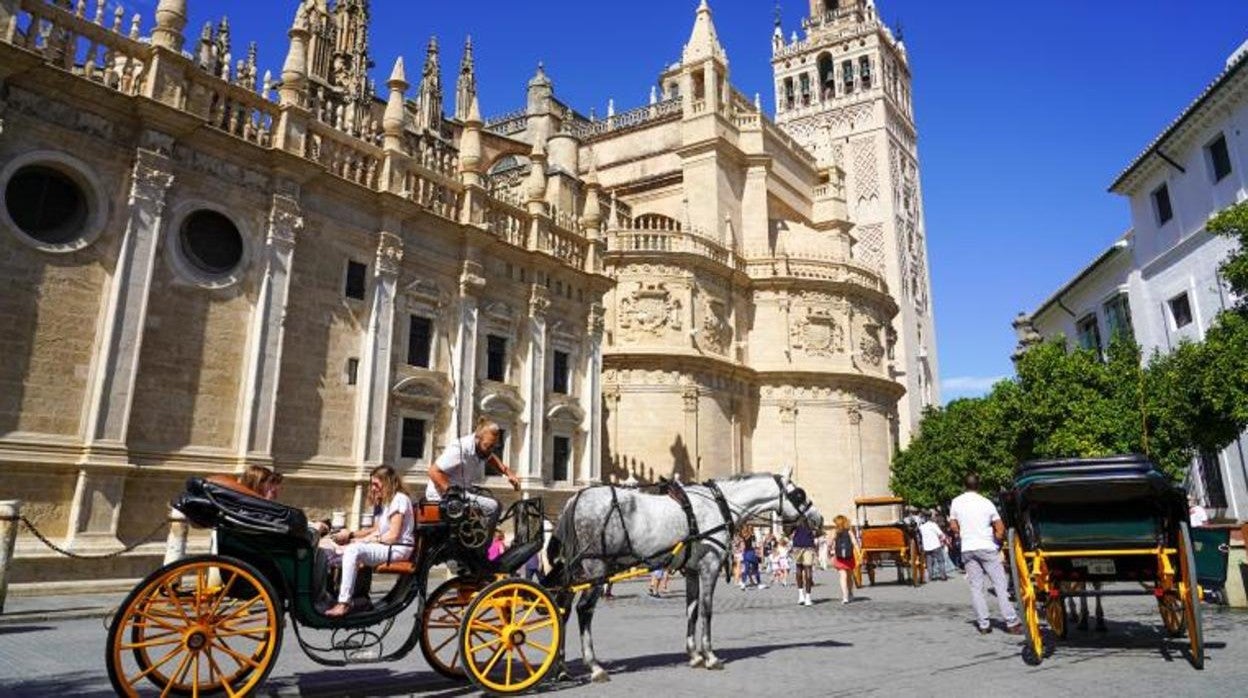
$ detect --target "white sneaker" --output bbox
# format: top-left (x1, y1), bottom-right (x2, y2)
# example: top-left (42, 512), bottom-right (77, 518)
top-left (758, 584), bottom-right (769, 590)
top-left (739, 583), bottom-right (747, 590)
top-left (803, 597), bottom-right (813, 607)
top-left (798, 591), bottom-right (806, 605)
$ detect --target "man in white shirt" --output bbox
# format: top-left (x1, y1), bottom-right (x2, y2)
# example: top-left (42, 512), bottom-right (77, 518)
top-left (427, 419), bottom-right (521, 542)
top-left (948, 474), bottom-right (1022, 635)
top-left (918, 516), bottom-right (948, 582)
top-left (1188, 496), bottom-right (1210, 527)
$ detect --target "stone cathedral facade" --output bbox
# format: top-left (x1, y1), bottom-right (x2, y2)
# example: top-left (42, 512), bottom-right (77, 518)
top-left (0, 0), bottom-right (936, 587)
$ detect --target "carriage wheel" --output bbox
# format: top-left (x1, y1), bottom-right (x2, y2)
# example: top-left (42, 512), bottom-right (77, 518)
top-left (421, 576), bottom-right (483, 680)
top-left (1158, 593), bottom-right (1186, 637)
top-left (910, 540), bottom-right (924, 587)
top-left (106, 554), bottom-right (282, 697)
top-left (1045, 596), bottom-right (1067, 639)
top-left (459, 578), bottom-right (562, 694)
top-left (1008, 529), bottom-right (1043, 665)
top-left (852, 560), bottom-right (863, 588)
top-left (1177, 522), bottom-right (1204, 669)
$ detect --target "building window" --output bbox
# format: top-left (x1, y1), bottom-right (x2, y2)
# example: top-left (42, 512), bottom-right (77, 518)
top-left (841, 60), bottom-right (854, 94)
top-left (1103, 293), bottom-right (1134, 341)
top-left (552, 350), bottom-right (570, 394)
top-left (180, 210), bottom-right (244, 277)
top-left (1152, 183), bottom-right (1173, 225)
top-left (1168, 292), bottom-right (1193, 329)
top-left (401, 417), bottom-right (427, 460)
top-left (407, 315), bottom-right (433, 368)
top-left (346, 357), bottom-right (359, 386)
top-left (486, 335), bottom-right (507, 382)
top-left (1208, 133), bottom-right (1232, 183)
top-left (783, 77), bottom-right (795, 111)
top-left (859, 56), bottom-right (872, 89)
top-left (1075, 314), bottom-right (1102, 355)
top-left (552, 436), bottom-right (571, 482)
top-left (799, 73), bottom-right (811, 107)
top-left (4, 164), bottom-right (89, 246)
top-left (818, 53), bottom-right (835, 99)
top-left (1197, 449), bottom-right (1228, 509)
top-left (345, 260), bottom-right (368, 300)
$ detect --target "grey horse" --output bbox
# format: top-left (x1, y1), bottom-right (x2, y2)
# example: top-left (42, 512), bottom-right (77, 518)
top-left (544, 469), bottom-right (824, 682)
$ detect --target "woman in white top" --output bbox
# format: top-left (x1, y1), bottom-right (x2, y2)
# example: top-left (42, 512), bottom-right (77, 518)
top-left (325, 465), bottom-right (415, 617)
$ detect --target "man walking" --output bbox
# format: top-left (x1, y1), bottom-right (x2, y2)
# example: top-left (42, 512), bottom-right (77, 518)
top-left (949, 474), bottom-right (1021, 635)
top-left (918, 514), bottom-right (948, 581)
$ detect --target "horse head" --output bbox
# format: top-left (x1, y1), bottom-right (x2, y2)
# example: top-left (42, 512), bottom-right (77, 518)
top-left (775, 466), bottom-right (823, 531)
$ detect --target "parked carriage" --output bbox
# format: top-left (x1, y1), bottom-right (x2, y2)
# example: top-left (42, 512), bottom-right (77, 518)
top-left (105, 475), bottom-right (559, 696)
top-left (852, 496), bottom-right (925, 587)
top-left (1001, 455), bottom-right (1225, 668)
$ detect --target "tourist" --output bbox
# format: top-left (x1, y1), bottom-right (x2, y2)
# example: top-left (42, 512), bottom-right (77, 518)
top-left (488, 530), bottom-right (507, 562)
top-left (732, 533), bottom-right (745, 584)
top-left (791, 520), bottom-right (817, 606)
top-left (324, 465), bottom-right (415, 617)
top-left (238, 464), bottom-right (275, 496)
top-left (949, 473), bottom-right (1022, 635)
top-left (1189, 496), bottom-right (1210, 527)
top-left (648, 565), bottom-right (669, 598)
top-left (262, 472), bottom-right (284, 501)
top-left (831, 515), bottom-right (857, 604)
top-left (918, 514), bottom-right (948, 581)
top-left (770, 535), bottom-right (791, 588)
top-left (740, 526), bottom-right (765, 589)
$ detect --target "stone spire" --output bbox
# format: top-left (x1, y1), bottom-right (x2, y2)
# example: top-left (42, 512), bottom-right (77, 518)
top-left (682, 0), bottom-right (727, 65)
top-left (279, 2), bottom-right (311, 107)
top-left (527, 62), bottom-right (553, 115)
top-left (525, 125), bottom-right (549, 213)
top-left (459, 94), bottom-right (484, 184)
top-left (151, 0), bottom-right (187, 52)
top-left (383, 56), bottom-right (408, 151)
top-left (580, 149), bottom-right (603, 231)
top-left (416, 36), bottom-right (443, 133)
top-left (455, 35), bottom-right (477, 121)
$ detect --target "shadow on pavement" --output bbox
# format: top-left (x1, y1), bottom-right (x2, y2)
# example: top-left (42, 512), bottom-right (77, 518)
top-left (0, 625), bottom-right (52, 636)
top-left (0, 671), bottom-right (113, 698)
top-left (266, 669), bottom-right (472, 698)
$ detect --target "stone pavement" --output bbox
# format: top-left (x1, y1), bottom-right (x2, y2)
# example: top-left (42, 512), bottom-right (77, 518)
top-left (0, 568), bottom-right (1244, 697)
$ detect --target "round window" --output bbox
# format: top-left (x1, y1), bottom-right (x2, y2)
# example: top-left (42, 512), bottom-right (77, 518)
top-left (4, 165), bottom-right (89, 246)
top-left (179, 210), bottom-right (243, 276)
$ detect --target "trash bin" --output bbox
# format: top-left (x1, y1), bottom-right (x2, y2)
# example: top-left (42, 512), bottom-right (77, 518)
top-left (1191, 526), bottom-right (1232, 599)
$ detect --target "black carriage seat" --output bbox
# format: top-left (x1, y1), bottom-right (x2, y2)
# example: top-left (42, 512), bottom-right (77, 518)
top-left (174, 476), bottom-right (311, 544)
top-left (493, 538), bottom-right (543, 575)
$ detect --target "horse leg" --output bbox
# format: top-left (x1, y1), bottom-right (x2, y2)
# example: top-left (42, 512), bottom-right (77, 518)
top-left (685, 572), bottom-right (704, 668)
top-left (577, 585), bottom-right (609, 682)
top-left (1093, 583), bottom-right (1107, 632)
top-left (698, 567), bottom-right (724, 670)
top-left (1077, 585), bottom-right (1090, 631)
top-left (552, 589), bottom-right (575, 681)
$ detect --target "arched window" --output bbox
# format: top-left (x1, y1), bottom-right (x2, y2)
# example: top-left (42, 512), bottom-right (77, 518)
top-left (799, 73), bottom-right (811, 107)
top-left (818, 53), bottom-right (835, 100)
top-left (783, 77), bottom-right (795, 111)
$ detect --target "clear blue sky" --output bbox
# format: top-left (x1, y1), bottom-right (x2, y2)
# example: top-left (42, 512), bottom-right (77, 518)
top-left (169, 0), bottom-right (1248, 401)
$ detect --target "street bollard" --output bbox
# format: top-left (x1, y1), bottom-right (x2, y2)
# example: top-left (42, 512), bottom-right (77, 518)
top-left (163, 507), bottom-right (188, 566)
top-left (0, 500), bottom-right (21, 615)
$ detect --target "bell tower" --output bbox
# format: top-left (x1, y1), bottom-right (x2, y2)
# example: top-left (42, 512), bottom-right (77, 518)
top-left (771, 0), bottom-right (938, 442)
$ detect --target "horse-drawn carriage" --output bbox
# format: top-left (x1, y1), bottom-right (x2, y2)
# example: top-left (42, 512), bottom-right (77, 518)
top-left (1002, 455), bottom-right (1225, 668)
top-left (105, 475), bottom-right (560, 696)
top-left (107, 470), bottom-right (822, 695)
top-left (852, 496), bottom-right (925, 587)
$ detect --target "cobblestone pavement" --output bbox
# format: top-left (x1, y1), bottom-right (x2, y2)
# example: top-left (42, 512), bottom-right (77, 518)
top-left (1, 569), bottom-right (1244, 697)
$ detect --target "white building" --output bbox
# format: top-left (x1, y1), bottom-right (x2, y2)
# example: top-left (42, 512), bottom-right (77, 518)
top-left (1021, 42), bottom-right (1248, 521)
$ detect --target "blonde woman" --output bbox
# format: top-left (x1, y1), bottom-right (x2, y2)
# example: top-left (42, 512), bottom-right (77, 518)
top-left (831, 515), bottom-right (858, 604)
top-left (325, 465), bottom-right (415, 617)
top-left (237, 464), bottom-right (275, 496)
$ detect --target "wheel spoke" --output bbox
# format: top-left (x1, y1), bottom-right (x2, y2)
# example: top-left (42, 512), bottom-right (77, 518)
top-left (516, 596), bottom-right (542, 626)
top-left (121, 635), bottom-right (185, 650)
top-left (204, 648), bottom-right (239, 698)
top-left (481, 644), bottom-right (507, 676)
top-left (515, 645), bottom-right (538, 678)
top-left (431, 633), bottom-right (457, 654)
top-left (208, 570), bottom-right (240, 618)
top-left (160, 581), bottom-right (195, 624)
top-left (521, 617), bottom-right (554, 632)
top-left (210, 639), bottom-right (263, 669)
top-left (217, 595), bottom-right (264, 624)
top-left (159, 651), bottom-right (193, 698)
top-left (469, 636), bottom-right (503, 654)
top-left (131, 644), bottom-right (185, 683)
top-left (505, 647), bottom-right (514, 685)
top-left (525, 639), bottom-right (554, 654)
top-left (214, 627), bottom-right (272, 639)
top-left (468, 618), bottom-right (502, 634)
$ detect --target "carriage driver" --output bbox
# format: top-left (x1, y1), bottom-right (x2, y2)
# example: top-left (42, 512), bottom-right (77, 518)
top-left (426, 418), bottom-right (521, 549)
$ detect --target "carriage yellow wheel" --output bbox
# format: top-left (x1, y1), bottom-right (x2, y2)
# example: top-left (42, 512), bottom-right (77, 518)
top-left (1045, 596), bottom-right (1067, 639)
top-left (1008, 529), bottom-right (1044, 664)
top-left (106, 555), bottom-right (283, 697)
top-left (1176, 522), bottom-right (1204, 669)
top-left (1158, 593), bottom-right (1186, 637)
top-left (421, 576), bottom-right (483, 680)
top-left (459, 579), bottom-right (562, 694)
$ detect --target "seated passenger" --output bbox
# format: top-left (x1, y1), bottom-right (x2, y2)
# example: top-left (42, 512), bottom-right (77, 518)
top-left (324, 465), bottom-right (415, 618)
top-left (237, 464), bottom-right (275, 496)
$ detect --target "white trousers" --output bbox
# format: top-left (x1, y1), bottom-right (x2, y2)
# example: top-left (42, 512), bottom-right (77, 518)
top-left (337, 542), bottom-right (412, 604)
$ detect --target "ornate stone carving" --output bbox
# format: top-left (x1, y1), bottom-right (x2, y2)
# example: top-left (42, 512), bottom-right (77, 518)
top-left (130, 151), bottom-right (176, 206)
top-left (587, 302), bottom-right (605, 337)
top-left (851, 136), bottom-right (879, 212)
top-left (375, 231), bottom-right (404, 276)
top-left (779, 400), bottom-right (798, 424)
top-left (528, 284), bottom-right (551, 319)
top-left (857, 323), bottom-right (885, 368)
top-left (698, 297), bottom-right (731, 354)
top-left (6, 87), bottom-right (120, 143)
top-left (790, 304), bottom-right (844, 358)
top-left (618, 282), bottom-right (681, 337)
top-left (846, 402), bottom-right (862, 425)
top-left (459, 260), bottom-right (486, 295)
top-left (682, 387), bottom-right (699, 413)
top-left (267, 194), bottom-right (303, 247)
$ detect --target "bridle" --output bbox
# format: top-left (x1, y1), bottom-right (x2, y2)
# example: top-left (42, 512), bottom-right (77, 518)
top-left (772, 475), bottom-right (813, 523)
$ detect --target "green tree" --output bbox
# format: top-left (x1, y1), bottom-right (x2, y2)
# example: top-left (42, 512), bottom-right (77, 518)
top-left (1207, 199), bottom-right (1248, 307)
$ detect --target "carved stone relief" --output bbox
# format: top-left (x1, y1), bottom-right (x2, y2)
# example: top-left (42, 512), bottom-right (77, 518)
top-left (790, 304), bottom-right (844, 358)
top-left (618, 282), bottom-right (682, 338)
top-left (698, 296), bottom-right (731, 354)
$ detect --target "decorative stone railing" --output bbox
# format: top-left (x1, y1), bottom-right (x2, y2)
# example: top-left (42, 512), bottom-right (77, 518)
top-left (571, 98), bottom-right (682, 139)
top-left (745, 255), bottom-right (887, 295)
top-left (483, 107), bottom-right (528, 136)
top-left (306, 120), bottom-right (382, 189)
top-left (183, 67), bottom-right (279, 147)
top-left (11, 0), bottom-right (150, 95)
top-left (606, 228), bottom-right (744, 272)
top-left (538, 223), bottom-right (588, 270)
top-left (481, 195), bottom-right (529, 249)
top-left (478, 194), bottom-right (590, 271)
top-left (402, 167), bottom-right (460, 220)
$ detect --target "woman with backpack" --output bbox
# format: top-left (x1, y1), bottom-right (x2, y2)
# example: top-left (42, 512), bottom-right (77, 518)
top-left (831, 514), bottom-right (858, 604)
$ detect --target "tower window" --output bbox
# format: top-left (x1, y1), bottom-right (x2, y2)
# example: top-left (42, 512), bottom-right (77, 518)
top-left (859, 56), bottom-right (872, 90)
top-left (783, 77), bottom-right (795, 111)
top-left (552, 350), bottom-right (570, 394)
top-left (1075, 314), bottom-right (1102, 357)
top-left (1151, 183), bottom-right (1173, 225)
top-left (1207, 133), bottom-right (1232, 183)
top-left (818, 53), bottom-right (835, 99)
top-left (799, 73), bottom-right (811, 107)
top-left (842, 60), bottom-right (854, 94)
